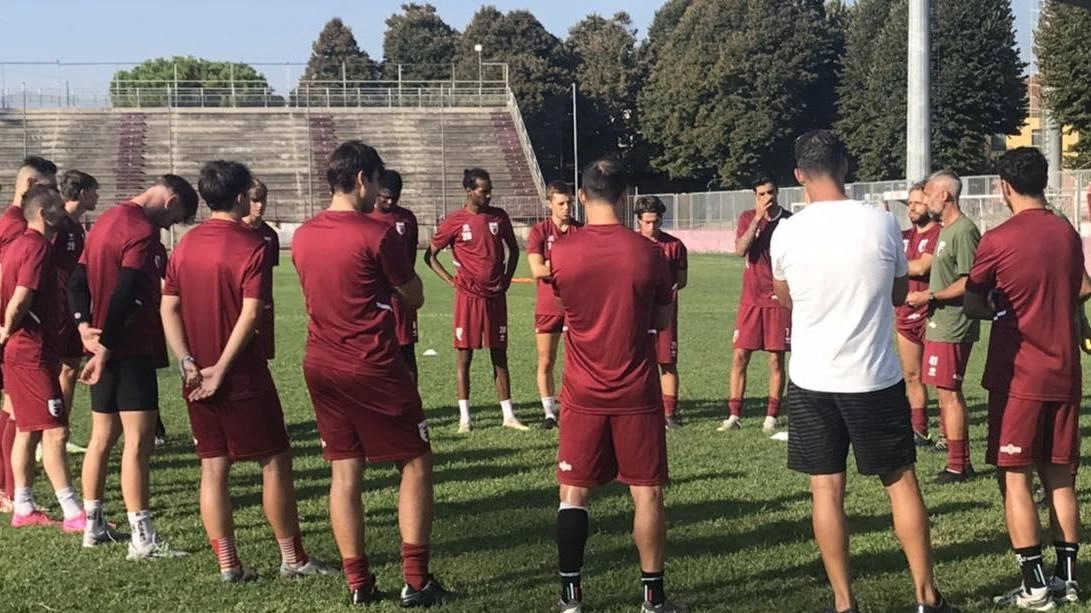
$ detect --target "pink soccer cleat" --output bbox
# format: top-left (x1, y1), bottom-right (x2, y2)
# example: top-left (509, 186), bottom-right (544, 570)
top-left (61, 511), bottom-right (87, 533)
top-left (11, 510), bottom-right (56, 528)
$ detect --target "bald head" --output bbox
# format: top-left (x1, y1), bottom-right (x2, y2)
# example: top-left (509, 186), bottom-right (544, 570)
top-left (13, 156), bottom-right (57, 206)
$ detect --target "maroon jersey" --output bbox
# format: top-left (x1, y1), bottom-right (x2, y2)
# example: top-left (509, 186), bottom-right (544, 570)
top-left (527, 217), bottom-right (582, 317)
top-left (649, 231), bottom-right (687, 300)
top-left (1, 229), bottom-right (60, 366)
top-left (896, 223), bottom-right (941, 325)
top-left (0, 205), bottom-right (28, 256)
top-left (79, 201), bottom-right (167, 366)
top-left (251, 221), bottom-right (279, 360)
top-left (966, 208), bottom-right (1083, 401)
top-left (53, 216), bottom-right (85, 281)
top-left (163, 219), bottom-right (269, 400)
top-left (737, 208), bottom-right (791, 308)
top-left (551, 224), bottom-right (673, 415)
top-left (293, 210), bottom-right (414, 374)
top-left (368, 205), bottom-right (418, 267)
top-left (430, 206), bottom-right (515, 298)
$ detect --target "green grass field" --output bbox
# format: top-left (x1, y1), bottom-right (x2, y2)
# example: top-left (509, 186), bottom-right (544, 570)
top-left (2, 253), bottom-right (1091, 613)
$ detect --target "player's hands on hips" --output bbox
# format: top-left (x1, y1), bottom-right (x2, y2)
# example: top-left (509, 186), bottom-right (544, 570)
top-left (905, 291), bottom-right (930, 308)
top-left (188, 364), bottom-right (226, 401)
top-left (78, 324), bottom-right (103, 354)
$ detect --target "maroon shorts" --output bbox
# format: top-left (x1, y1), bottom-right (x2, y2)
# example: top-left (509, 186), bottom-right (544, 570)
top-left (733, 304), bottom-right (791, 352)
top-left (656, 306), bottom-right (678, 365)
top-left (986, 391), bottom-right (1080, 468)
top-left (303, 363), bottom-right (431, 463)
top-left (921, 341), bottom-right (973, 390)
top-left (186, 390), bottom-right (291, 461)
top-left (895, 317), bottom-right (927, 346)
top-left (392, 298), bottom-right (419, 346)
top-left (3, 363), bottom-right (65, 432)
top-left (556, 410), bottom-right (668, 487)
top-left (453, 291), bottom-right (507, 349)
top-left (534, 314), bottom-right (565, 335)
top-left (56, 319), bottom-right (84, 361)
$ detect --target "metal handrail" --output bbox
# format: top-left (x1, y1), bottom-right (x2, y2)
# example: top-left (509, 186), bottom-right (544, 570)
top-left (505, 89), bottom-right (547, 203)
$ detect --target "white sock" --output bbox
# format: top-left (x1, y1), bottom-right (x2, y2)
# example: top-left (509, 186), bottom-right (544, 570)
top-left (128, 510), bottom-right (156, 548)
top-left (458, 400), bottom-right (471, 424)
top-left (55, 486), bottom-right (82, 520)
top-left (541, 397), bottom-right (557, 419)
top-left (13, 486), bottom-right (34, 516)
top-left (85, 499), bottom-right (105, 533)
top-left (500, 399), bottom-right (516, 422)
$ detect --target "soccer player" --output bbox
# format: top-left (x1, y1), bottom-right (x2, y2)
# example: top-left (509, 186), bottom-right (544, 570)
top-left (963, 147), bottom-right (1088, 609)
top-left (551, 159), bottom-right (682, 613)
top-left (160, 161), bottom-right (328, 582)
top-left (241, 178), bottom-right (280, 365)
top-left (0, 185), bottom-right (85, 530)
top-left (0, 156), bottom-right (56, 512)
top-left (425, 168), bottom-right (525, 433)
top-left (294, 141), bottom-right (451, 606)
top-left (722, 177), bottom-right (791, 434)
top-left (633, 196), bottom-right (688, 430)
top-left (527, 180), bottom-right (581, 429)
top-left (69, 174), bottom-right (197, 555)
top-left (55, 170), bottom-right (99, 454)
top-left (368, 169), bottom-right (421, 382)
top-left (895, 182), bottom-right (942, 447)
top-left (772, 130), bottom-right (951, 613)
top-left (905, 169), bottom-right (981, 483)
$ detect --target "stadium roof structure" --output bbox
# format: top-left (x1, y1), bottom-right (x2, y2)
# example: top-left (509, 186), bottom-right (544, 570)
top-left (1056, 0), bottom-right (1091, 8)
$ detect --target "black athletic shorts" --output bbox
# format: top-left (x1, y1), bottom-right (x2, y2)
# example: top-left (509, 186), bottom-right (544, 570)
top-left (90, 357), bottom-right (159, 414)
top-left (787, 380), bottom-right (916, 476)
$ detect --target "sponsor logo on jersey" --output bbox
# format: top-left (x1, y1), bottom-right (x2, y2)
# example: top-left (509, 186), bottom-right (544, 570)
top-left (1000, 444), bottom-right (1023, 455)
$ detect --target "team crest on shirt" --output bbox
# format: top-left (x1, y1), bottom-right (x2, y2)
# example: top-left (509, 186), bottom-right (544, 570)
top-left (488, 221), bottom-right (499, 235)
top-left (47, 398), bottom-right (63, 418)
top-left (460, 224), bottom-right (472, 241)
top-left (558, 461), bottom-right (573, 472)
top-left (395, 222), bottom-right (406, 235)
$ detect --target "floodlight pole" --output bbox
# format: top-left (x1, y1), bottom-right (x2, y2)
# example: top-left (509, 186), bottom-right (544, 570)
top-left (906, 0), bottom-right (931, 184)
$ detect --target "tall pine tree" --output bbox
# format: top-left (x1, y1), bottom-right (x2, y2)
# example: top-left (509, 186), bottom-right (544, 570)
top-left (301, 18), bottom-right (379, 85)
top-left (382, 4), bottom-right (459, 81)
top-left (1036, 0), bottom-right (1091, 167)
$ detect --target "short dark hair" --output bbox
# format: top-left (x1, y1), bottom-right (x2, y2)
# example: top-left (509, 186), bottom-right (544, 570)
top-left (378, 169), bottom-right (403, 199)
top-left (156, 174), bottom-right (199, 224)
top-left (581, 158), bottom-right (627, 204)
top-left (248, 177), bottom-right (268, 203)
top-left (909, 180), bottom-right (928, 194)
top-left (633, 195), bottom-right (666, 218)
top-left (327, 141), bottom-right (385, 194)
top-left (58, 170), bottom-right (99, 201)
top-left (21, 184), bottom-right (64, 225)
top-left (198, 161), bottom-right (254, 213)
top-left (996, 147), bottom-right (1048, 198)
top-left (546, 180), bottom-right (572, 198)
top-left (462, 168), bottom-right (491, 191)
top-left (751, 176), bottom-right (776, 192)
top-left (794, 129), bottom-right (847, 179)
top-left (21, 155), bottom-right (57, 178)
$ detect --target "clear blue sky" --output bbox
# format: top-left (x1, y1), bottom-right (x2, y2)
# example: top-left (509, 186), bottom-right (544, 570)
top-left (0, 0), bottom-right (1037, 97)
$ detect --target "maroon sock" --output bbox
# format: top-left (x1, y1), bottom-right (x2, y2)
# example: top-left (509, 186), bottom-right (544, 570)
top-left (662, 395), bottom-right (678, 418)
top-left (401, 542), bottom-right (431, 591)
top-left (728, 399), bottom-right (743, 418)
top-left (1, 415), bottom-right (15, 498)
top-left (947, 439), bottom-right (968, 473)
top-left (766, 398), bottom-right (781, 418)
top-left (910, 407), bottom-right (928, 436)
top-left (343, 556), bottom-right (373, 592)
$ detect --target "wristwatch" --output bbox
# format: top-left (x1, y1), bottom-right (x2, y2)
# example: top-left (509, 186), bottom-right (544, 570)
top-left (927, 291), bottom-right (937, 304)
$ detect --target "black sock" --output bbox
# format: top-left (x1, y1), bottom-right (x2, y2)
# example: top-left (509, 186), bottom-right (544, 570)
top-left (1054, 541), bottom-right (1079, 582)
top-left (641, 570), bottom-right (666, 606)
top-left (557, 507), bottom-right (588, 603)
top-left (1015, 545), bottom-right (1048, 590)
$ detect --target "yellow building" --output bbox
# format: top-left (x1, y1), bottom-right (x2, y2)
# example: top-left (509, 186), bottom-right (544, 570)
top-left (1004, 75), bottom-right (1081, 157)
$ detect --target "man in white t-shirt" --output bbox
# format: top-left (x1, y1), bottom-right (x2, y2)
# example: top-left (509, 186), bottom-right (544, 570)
top-left (770, 130), bottom-right (951, 613)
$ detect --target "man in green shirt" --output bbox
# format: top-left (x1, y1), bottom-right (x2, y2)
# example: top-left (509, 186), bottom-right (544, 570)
top-left (905, 169), bottom-right (980, 484)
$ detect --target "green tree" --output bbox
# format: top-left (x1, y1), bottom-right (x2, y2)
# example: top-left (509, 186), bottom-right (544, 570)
top-left (1036, 1), bottom-right (1091, 168)
top-left (296, 17), bottom-right (378, 104)
top-left (567, 13), bottom-right (641, 168)
top-left (639, 0), bottom-right (841, 188)
top-left (382, 4), bottom-right (459, 81)
top-left (457, 7), bottom-right (575, 179)
top-left (110, 56), bottom-right (272, 107)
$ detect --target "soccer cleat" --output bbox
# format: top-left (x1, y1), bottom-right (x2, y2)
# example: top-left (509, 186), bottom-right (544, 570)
top-left (83, 525), bottom-right (127, 548)
top-left (935, 466), bottom-right (975, 485)
top-left (127, 537), bottom-right (189, 561)
top-left (155, 419), bottom-right (167, 446)
top-left (502, 418), bottom-right (530, 431)
top-left (221, 566), bottom-right (258, 583)
top-left (280, 558), bottom-right (338, 578)
top-left (61, 511), bottom-right (88, 533)
top-left (456, 421), bottom-right (471, 434)
top-left (542, 417), bottom-right (558, 430)
top-left (665, 417), bottom-right (682, 431)
top-left (11, 510), bottom-right (55, 528)
top-left (913, 431), bottom-right (934, 448)
top-left (558, 599), bottom-right (583, 613)
top-left (66, 441), bottom-right (87, 454)
top-left (716, 416), bottom-right (742, 432)
top-left (762, 415), bottom-right (779, 434)
top-left (400, 575), bottom-right (455, 607)
top-left (641, 600), bottom-right (687, 613)
top-left (1049, 577), bottom-right (1080, 603)
top-left (351, 575), bottom-right (382, 605)
top-left (993, 585), bottom-right (1056, 610)
top-left (914, 596), bottom-right (955, 613)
